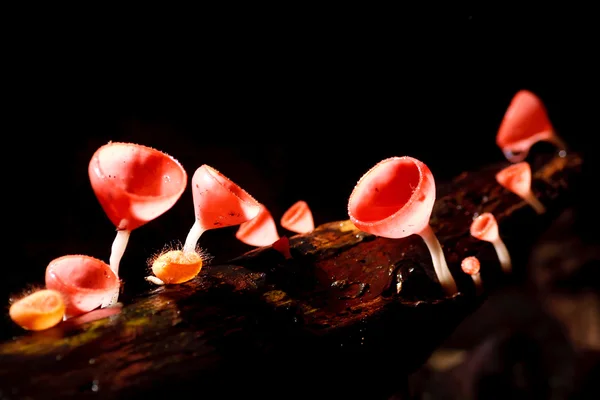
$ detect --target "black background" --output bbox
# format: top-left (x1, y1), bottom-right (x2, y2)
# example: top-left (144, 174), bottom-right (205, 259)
top-left (3, 11), bottom-right (598, 307)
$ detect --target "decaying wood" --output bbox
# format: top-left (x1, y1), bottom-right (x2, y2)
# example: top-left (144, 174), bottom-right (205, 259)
top-left (0, 152), bottom-right (584, 399)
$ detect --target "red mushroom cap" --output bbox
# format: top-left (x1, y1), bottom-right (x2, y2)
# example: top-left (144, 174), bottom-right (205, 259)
top-left (281, 200), bottom-right (315, 234)
top-left (470, 213), bottom-right (500, 243)
top-left (495, 161), bottom-right (532, 198)
top-left (236, 204), bottom-right (280, 247)
top-left (461, 256), bottom-right (481, 275)
top-left (191, 165), bottom-right (261, 231)
top-left (496, 90), bottom-right (555, 158)
top-left (348, 156), bottom-right (436, 239)
top-left (45, 255), bottom-right (120, 317)
top-left (89, 142), bottom-right (187, 231)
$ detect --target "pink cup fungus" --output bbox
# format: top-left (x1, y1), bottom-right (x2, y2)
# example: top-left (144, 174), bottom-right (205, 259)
top-left (9, 289), bottom-right (66, 331)
top-left (496, 89), bottom-right (567, 163)
top-left (182, 164), bottom-right (261, 253)
top-left (495, 161), bottom-right (546, 214)
top-left (461, 256), bottom-right (483, 295)
top-left (45, 255), bottom-right (120, 318)
top-left (280, 200), bottom-right (315, 234)
top-left (469, 213), bottom-right (512, 274)
top-left (347, 156), bottom-right (458, 296)
top-left (236, 204), bottom-right (280, 247)
top-left (88, 142), bottom-right (187, 298)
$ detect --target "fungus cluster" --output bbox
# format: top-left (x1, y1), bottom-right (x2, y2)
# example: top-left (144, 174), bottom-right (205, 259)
top-left (9, 142), bottom-right (186, 330)
top-left (8, 88), bottom-right (566, 331)
top-left (146, 164), bottom-right (261, 285)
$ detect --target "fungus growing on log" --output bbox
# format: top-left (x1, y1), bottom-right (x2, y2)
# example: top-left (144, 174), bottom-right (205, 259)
top-left (45, 255), bottom-right (120, 317)
top-left (496, 89), bottom-right (567, 162)
top-left (470, 213), bottom-right (512, 274)
top-left (348, 156), bottom-right (458, 296)
top-left (147, 165), bottom-right (261, 285)
top-left (88, 142), bottom-right (187, 303)
top-left (496, 161), bottom-right (546, 214)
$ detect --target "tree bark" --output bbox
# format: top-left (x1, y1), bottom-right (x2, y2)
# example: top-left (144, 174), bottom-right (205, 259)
top-left (0, 152), bottom-right (584, 400)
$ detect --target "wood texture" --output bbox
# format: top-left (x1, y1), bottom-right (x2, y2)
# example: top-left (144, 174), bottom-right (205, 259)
top-left (0, 152), bottom-right (584, 400)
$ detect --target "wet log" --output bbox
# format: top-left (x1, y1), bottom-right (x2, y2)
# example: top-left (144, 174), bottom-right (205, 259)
top-left (0, 151), bottom-right (584, 400)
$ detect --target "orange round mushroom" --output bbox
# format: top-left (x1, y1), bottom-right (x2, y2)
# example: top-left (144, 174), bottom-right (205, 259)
top-left (151, 250), bottom-right (203, 284)
top-left (9, 289), bottom-right (66, 331)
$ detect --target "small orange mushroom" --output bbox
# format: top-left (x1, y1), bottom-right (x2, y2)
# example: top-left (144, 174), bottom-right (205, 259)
top-left (149, 250), bottom-right (204, 285)
top-left (495, 161), bottom-right (546, 214)
top-left (470, 213), bottom-right (512, 274)
top-left (9, 289), bottom-right (66, 331)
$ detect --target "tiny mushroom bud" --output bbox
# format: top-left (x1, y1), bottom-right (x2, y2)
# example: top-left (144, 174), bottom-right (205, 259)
top-left (236, 204), bottom-right (280, 247)
top-left (470, 213), bottom-right (512, 274)
top-left (348, 156), bottom-right (458, 296)
top-left (461, 256), bottom-right (483, 295)
top-left (496, 89), bottom-right (567, 163)
top-left (495, 161), bottom-right (546, 214)
top-left (280, 200), bottom-right (315, 234)
top-left (9, 289), bottom-right (66, 331)
top-left (89, 142), bottom-right (187, 305)
top-left (272, 236), bottom-right (292, 259)
top-left (45, 255), bottom-right (120, 318)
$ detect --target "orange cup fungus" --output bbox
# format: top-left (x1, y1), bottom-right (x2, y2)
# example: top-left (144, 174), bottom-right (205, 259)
top-left (9, 289), bottom-right (66, 331)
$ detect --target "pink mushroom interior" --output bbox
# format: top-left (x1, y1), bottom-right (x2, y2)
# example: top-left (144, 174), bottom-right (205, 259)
top-left (98, 143), bottom-right (186, 198)
top-left (470, 214), bottom-right (498, 242)
top-left (350, 159), bottom-right (420, 223)
top-left (207, 165), bottom-right (257, 204)
top-left (283, 202), bottom-right (304, 224)
top-left (53, 257), bottom-right (118, 291)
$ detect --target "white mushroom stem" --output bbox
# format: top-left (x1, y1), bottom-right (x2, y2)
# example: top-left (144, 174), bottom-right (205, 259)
top-left (102, 229), bottom-right (130, 308)
top-left (109, 229), bottom-right (131, 276)
top-left (419, 224), bottom-right (458, 296)
top-left (183, 219), bottom-right (205, 253)
top-left (471, 273), bottom-right (483, 295)
top-left (491, 238), bottom-right (512, 274)
top-left (522, 191), bottom-right (546, 214)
